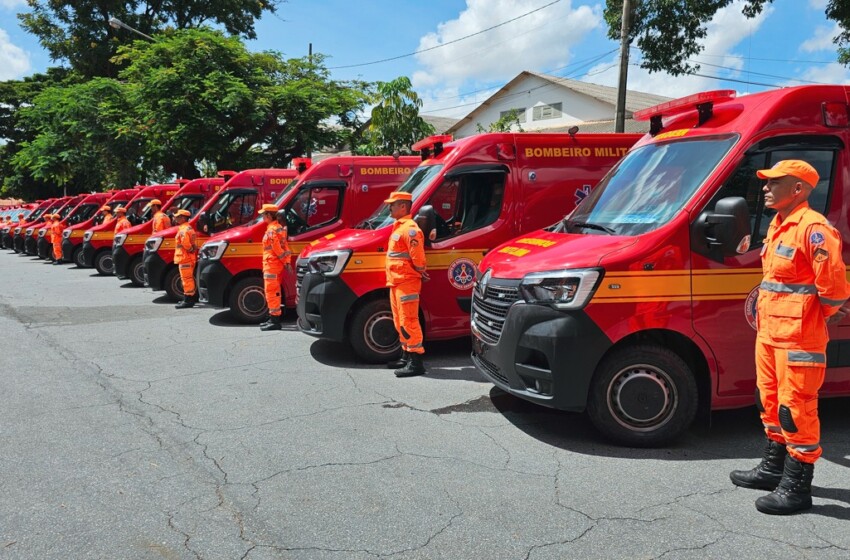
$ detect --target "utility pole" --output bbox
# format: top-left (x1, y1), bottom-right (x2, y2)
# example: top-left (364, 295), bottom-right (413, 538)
top-left (614, 0), bottom-right (632, 133)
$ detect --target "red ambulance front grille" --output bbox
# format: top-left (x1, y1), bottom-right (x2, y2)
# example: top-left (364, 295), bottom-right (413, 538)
top-left (471, 283), bottom-right (519, 344)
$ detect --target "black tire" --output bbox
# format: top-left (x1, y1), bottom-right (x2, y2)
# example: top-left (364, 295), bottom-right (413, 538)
top-left (228, 277), bottom-right (267, 324)
top-left (94, 250), bottom-right (114, 275)
top-left (72, 245), bottom-right (85, 268)
top-left (349, 298), bottom-right (401, 363)
top-left (129, 255), bottom-right (146, 287)
top-left (163, 266), bottom-right (184, 302)
top-left (586, 344), bottom-right (698, 447)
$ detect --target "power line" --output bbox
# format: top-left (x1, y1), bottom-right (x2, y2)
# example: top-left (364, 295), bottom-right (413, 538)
top-left (328, 0), bottom-right (562, 69)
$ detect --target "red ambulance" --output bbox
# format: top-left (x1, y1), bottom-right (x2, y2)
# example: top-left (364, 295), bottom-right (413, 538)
top-left (472, 86), bottom-right (850, 446)
top-left (112, 176), bottom-right (229, 286)
top-left (197, 156), bottom-right (419, 323)
top-left (28, 195), bottom-right (83, 256)
top-left (143, 168), bottom-right (299, 301)
top-left (37, 192), bottom-right (114, 260)
top-left (62, 188), bottom-right (140, 267)
top-left (81, 184), bottom-right (179, 275)
top-left (11, 198), bottom-right (61, 253)
top-left (296, 132), bottom-right (641, 362)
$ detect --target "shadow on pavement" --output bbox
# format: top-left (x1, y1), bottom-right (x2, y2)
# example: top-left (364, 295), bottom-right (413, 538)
top-left (151, 295), bottom-right (175, 304)
top-left (208, 310), bottom-right (301, 330)
top-left (118, 281), bottom-right (138, 288)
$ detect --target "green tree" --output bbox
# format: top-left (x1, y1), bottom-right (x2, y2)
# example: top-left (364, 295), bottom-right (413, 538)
top-left (476, 108), bottom-right (524, 133)
top-left (113, 28), bottom-right (370, 177)
top-left (356, 76), bottom-right (434, 156)
top-left (18, 0), bottom-right (279, 78)
top-left (11, 77), bottom-right (143, 191)
top-left (604, 0), bottom-right (850, 75)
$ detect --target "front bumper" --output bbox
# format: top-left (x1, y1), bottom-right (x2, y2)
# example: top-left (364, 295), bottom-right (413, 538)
top-left (24, 236), bottom-right (37, 255)
top-left (296, 271), bottom-right (358, 342)
top-left (113, 246), bottom-right (133, 279)
top-left (81, 242), bottom-right (96, 267)
top-left (143, 250), bottom-right (168, 290)
top-left (197, 260), bottom-right (231, 307)
top-left (62, 239), bottom-right (77, 262)
top-left (471, 297), bottom-right (612, 412)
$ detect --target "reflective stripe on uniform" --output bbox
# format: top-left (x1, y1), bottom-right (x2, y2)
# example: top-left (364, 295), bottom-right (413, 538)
top-left (388, 251), bottom-right (412, 259)
top-left (264, 273), bottom-right (277, 279)
top-left (820, 296), bottom-right (848, 306)
top-left (775, 243), bottom-right (795, 258)
top-left (413, 265), bottom-right (426, 272)
top-left (179, 263), bottom-right (192, 269)
top-left (765, 424), bottom-right (782, 433)
top-left (400, 293), bottom-right (419, 302)
top-left (408, 343), bottom-right (423, 349)
top-left (787, 443), bottom-right (819, 452)
top-left (787, 350), bottom-right (826, 364)
top-left (760, 281), bottom-right (818, 294)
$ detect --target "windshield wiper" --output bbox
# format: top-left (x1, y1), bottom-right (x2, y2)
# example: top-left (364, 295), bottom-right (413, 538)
top-left (565, 219), bottom-right (616, 235)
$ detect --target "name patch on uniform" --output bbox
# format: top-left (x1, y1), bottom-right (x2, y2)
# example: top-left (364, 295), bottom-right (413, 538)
top-left (814, 248), bottom-right (829, 263)
top-left (391, 233), bottom-right (400, 241)
top-left (810, 231), bottom-right (825, 245)
top-left (448, 258), bottom-right (476, 290)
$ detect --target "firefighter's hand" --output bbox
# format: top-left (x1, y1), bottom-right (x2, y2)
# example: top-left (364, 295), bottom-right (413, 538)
top-left (421, 271), bottom-right (430, 283)
top-left (827, 304), bottom-right (850, 324)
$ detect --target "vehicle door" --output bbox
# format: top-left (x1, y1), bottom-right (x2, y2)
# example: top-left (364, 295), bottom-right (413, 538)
top-left (691, 135), bottom-right (850, 397)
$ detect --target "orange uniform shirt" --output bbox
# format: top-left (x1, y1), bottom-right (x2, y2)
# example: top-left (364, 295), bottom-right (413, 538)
top-left (385, 215), bottom-right (426, 287)
top-left (174, 223), bottom-right (197, 264)
top-left (152, 211), bottom-right (171, 234)
top-left (114, 217), bottom-right (131, 234)
top-left (262, 222), bottom-right (291, 271)
top-left (757, 202), bottom-right (850, 349)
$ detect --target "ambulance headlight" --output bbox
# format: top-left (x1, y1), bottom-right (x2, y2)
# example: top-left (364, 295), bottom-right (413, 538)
top-left (146, 237), bottom-right (163, 252)
top-left (113, 233), bottom-right (127, 247)
top-left (14, 227), bottom-right (21, 234)
top-left (519, 268), bottom-right (602, 310)
top-left (25, 228), bottom-right (33, 236)
top-left (83, 231), bottom-right (93, 242)
top-left (308, 250), bottom-right (351, 277)
top-left (200, 240), bottom-right (228, 261)
top-left (38, 228), bottom-right (46, 238)
top-left (62, 229), bottom-right (71, 239)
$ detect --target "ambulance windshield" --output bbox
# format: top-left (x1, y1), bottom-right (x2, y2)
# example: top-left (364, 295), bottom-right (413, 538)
top-left (563, 135), bottom-right (738, 236)
top-left (355, 164), bottom-right (444, 230)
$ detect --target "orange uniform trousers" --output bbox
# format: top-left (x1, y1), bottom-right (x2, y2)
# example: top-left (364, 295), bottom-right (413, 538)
top-left (756, 342), bottom-right (825, 463)
top-left (390, 280), bottom-right (423, 354)
top-left (264, 262), bottom-right (284, 317)
top-left (50, 224), bottom-right (63, 260)
top-left (178, 258), bottom-right (197, 296)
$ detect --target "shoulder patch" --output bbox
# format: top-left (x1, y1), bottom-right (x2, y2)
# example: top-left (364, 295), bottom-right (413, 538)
top-left (810, 231), bottom-right (826, 245)
top-left (409, 228), bottom-right (418, 237)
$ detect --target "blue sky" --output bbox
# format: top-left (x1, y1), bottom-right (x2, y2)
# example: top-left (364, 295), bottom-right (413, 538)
top-left (1, 0), bottom-right (847, 119)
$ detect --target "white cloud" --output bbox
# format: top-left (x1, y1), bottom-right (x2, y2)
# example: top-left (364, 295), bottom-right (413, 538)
top-left (413, 0), bottom-right (601, 90)
top-left (794, 62), bottom-right (850, 84)
top-left (0, 28), bottom-right (30, 80)
top-left (800, 22), bottom-right (840, 53)
top-left (581, 0), bottom-right (773, 99)
top-left (420, 84), bottom-right (502, 119)
top-left (808, 0), bottom-right (828, 9)
top-left (0, 0), bottom-right (27, 9)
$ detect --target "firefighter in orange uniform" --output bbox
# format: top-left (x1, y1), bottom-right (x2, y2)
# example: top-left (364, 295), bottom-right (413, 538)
top-left (730, 160), bottom-right (850, 515)
top-left (172, 209), bottom-right (198, 309)
top-left (150, 200), bottom-right (171, 234)
top-left (100, 205), bottom-right (114, 225)
top-left (384, 192), bottom-right (428, 377)
top-left (257, 204), bottom-right (291, 331)
top-left (50, 214), bottom-right (64, 264)
top-left (113, 207), bottom-right (131, 234)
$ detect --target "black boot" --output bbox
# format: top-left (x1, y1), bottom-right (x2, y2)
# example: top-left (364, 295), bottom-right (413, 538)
top-left (387, 351), bottom-right (409, 369)
top-left (258, 315), bottom-right (272, 328)
top-left (755, 455), bottom-right (814, 515)
top-left (730, 439), bottom-right (787, 490)
top-left (175, 294), bottom-right (196, 309)
top-left (395, 353), bottom-right (426, 378)
top-left (260, 315), bottom-right (282, 331)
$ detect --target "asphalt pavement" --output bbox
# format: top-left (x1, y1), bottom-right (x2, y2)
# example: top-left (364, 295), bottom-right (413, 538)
top-left (1, 252), bottom-right (849, 560)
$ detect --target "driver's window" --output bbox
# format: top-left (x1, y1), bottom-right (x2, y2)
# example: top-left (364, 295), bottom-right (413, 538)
top-left (286, 186), bottom-right (343, 235)
top-left (428, 172), bottom-right (506, 241)
top-left (713, 147), bottom-right (836, 249)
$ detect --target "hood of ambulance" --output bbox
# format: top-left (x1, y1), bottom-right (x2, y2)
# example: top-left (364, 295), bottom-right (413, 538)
top-left (120, 218), bottom-right (154, 237)
top-left (479, 229), bottom-right (643, 279)
top-left (298, 226), bottom-right (386, 260)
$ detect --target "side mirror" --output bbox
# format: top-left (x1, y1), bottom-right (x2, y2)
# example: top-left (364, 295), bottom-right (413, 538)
top-left (414, 205), bottom-right (437, 244)
top-left (691, 196), bottom-right (751, 262)
top-left (198, 210), bottom-right (209, 233)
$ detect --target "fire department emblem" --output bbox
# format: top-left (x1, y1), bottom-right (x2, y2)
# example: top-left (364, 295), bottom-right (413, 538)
top-left (448, 258), bottom-right (476, 290)
top-left (744, 285), bottom-right (759, 331)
